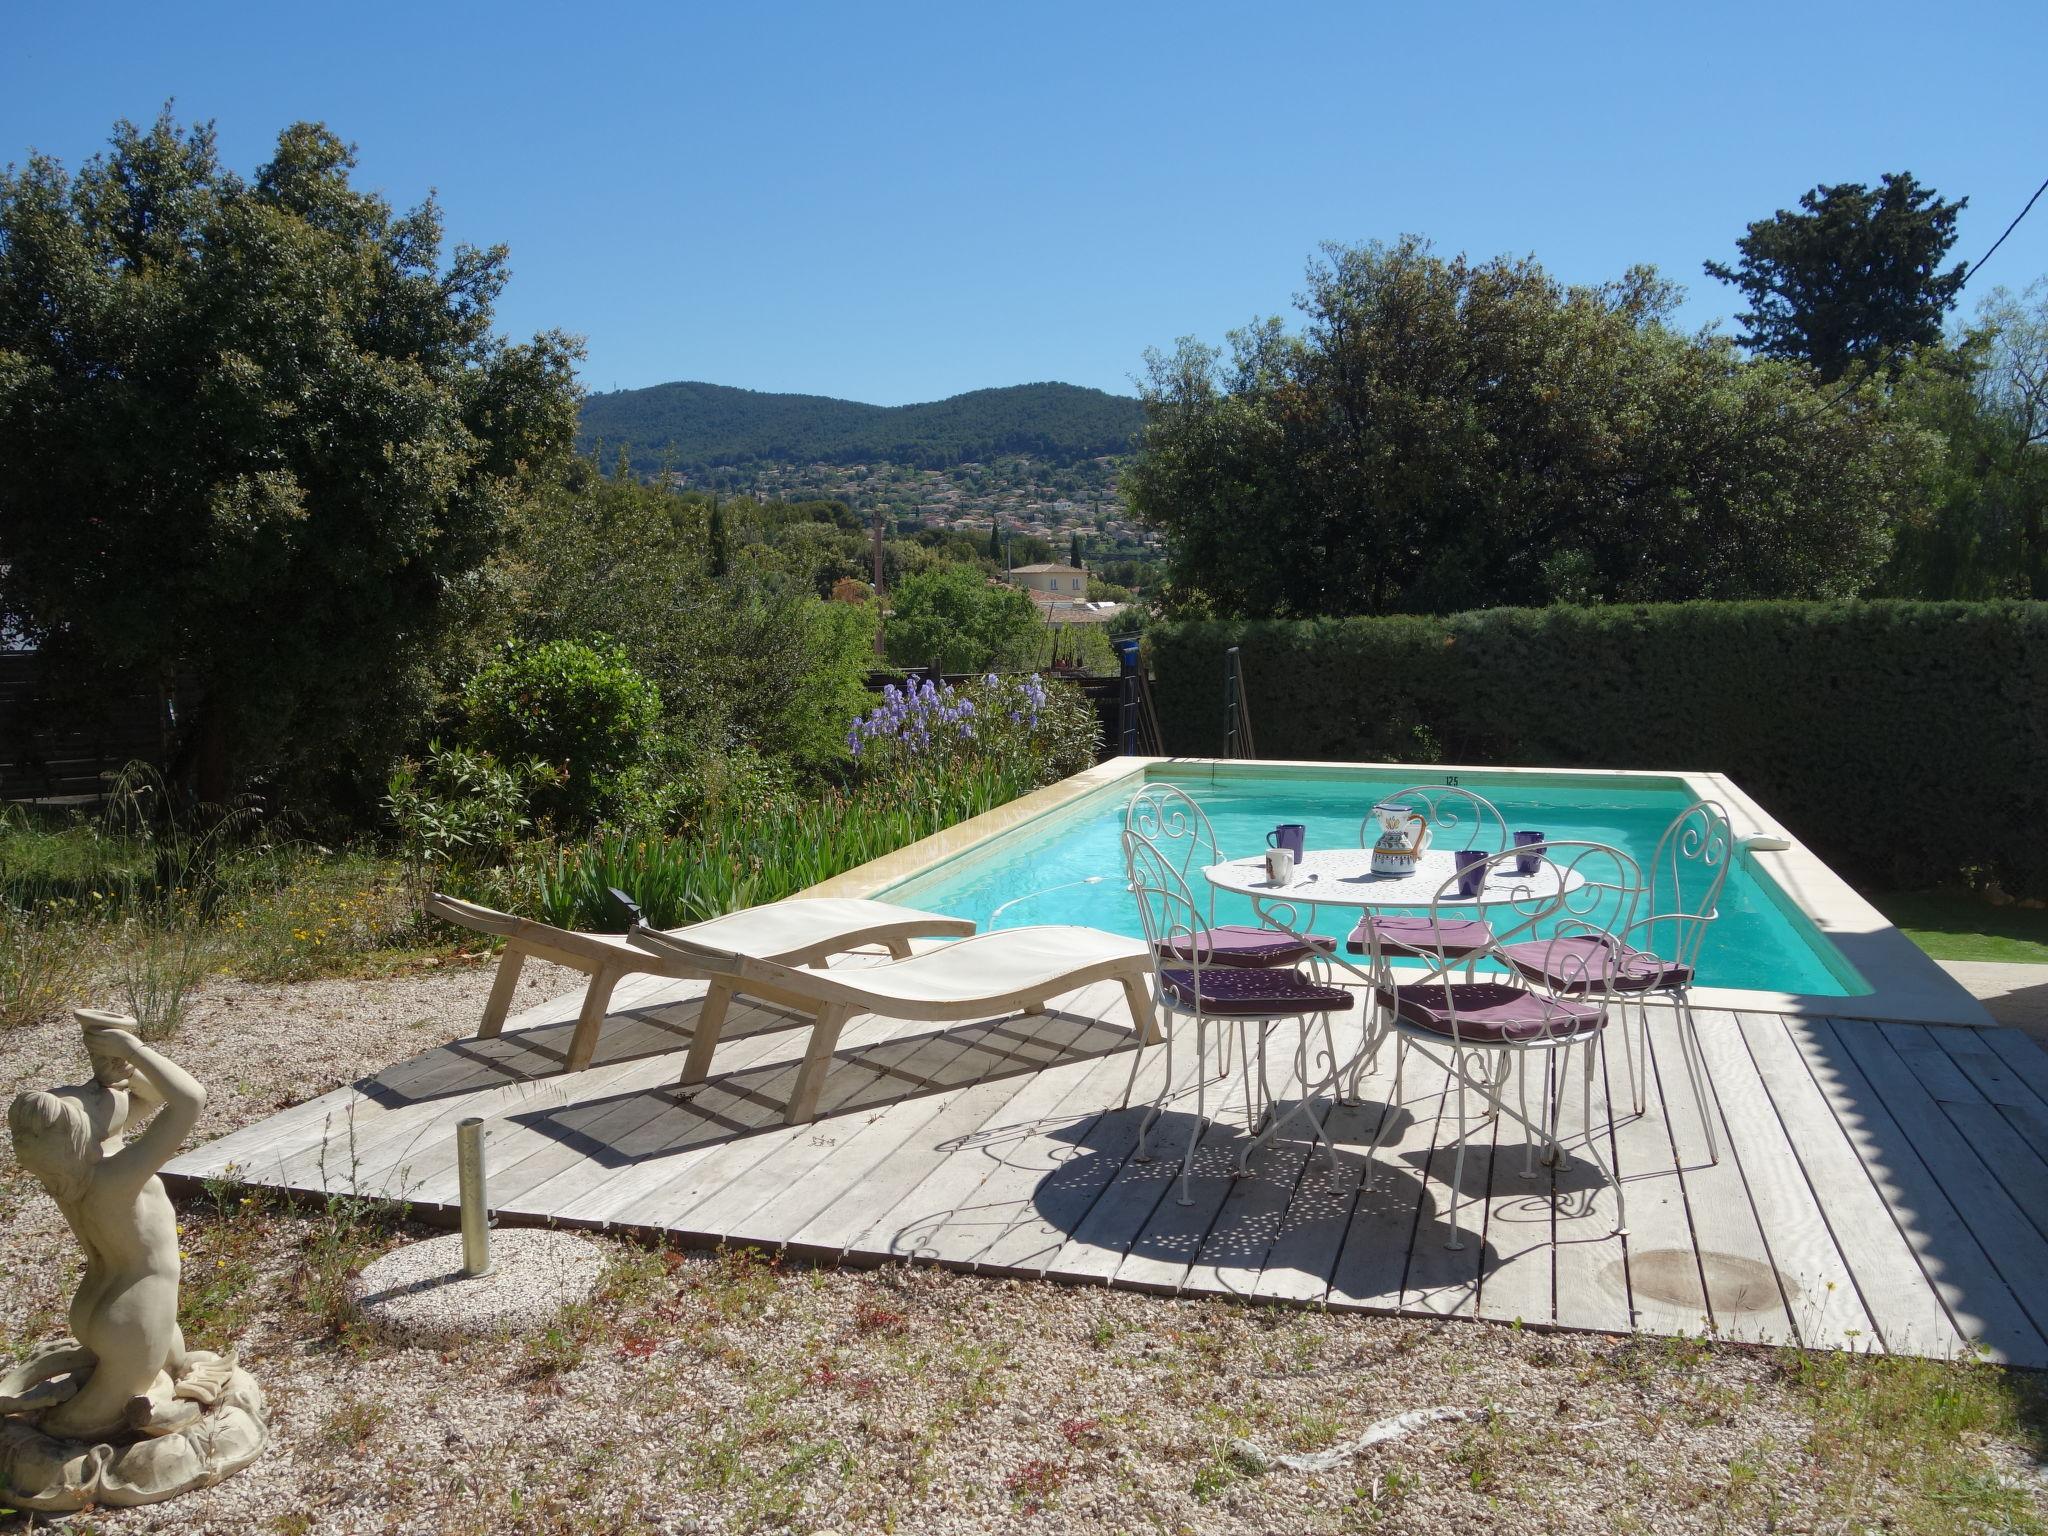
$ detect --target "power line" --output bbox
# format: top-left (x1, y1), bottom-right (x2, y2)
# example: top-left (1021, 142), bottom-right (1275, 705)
top-left (1808, 170), bottom-right (2048, 415)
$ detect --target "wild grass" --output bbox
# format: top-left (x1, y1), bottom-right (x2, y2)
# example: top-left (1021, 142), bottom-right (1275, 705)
top-left (1774, 1348), bottom-right (2048, 1535)
top-left (110, 912), bottom-right (220, 1038)
top-left (526, 761), bottom-right (1038, 930)
top-left (0, 903), bottom-right (86, 1029)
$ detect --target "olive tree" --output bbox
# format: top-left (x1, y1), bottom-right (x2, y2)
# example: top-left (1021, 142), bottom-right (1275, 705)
top-left (1125, 238), bottom-right (1936, 617)
top-left (0, 111), bottom-right (581, 802)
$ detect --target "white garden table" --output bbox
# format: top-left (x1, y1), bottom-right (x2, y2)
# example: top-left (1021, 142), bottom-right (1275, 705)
top-left (1200, 847), bottom-right (1585, 1154)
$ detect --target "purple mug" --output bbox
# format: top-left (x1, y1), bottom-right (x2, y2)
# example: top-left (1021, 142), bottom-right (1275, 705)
top-left (1453, 848), bottom-right (1488, 899)
top-left (1513, 830), bottom-right (1544, 875)
top-left (1266, 823), bottom-right (1306, 859)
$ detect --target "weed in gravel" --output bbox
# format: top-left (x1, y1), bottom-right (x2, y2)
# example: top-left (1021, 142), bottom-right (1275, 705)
top-left (1005, 1455), bottom-right (1067, 1513)
top-left (293, 1191), bottom-right (408, 1340)
top-left (853, 1297), bottom-right (908, 1336)
top-left (320, 1394), bottom-right (389, 1450)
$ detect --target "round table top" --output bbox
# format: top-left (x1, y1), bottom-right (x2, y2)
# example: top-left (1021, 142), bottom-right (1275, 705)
top-left (1202, 847), bottom-right (1584, 910)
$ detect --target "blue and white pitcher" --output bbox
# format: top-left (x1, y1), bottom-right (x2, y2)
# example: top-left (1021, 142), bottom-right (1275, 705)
top-left (1369, 802), bottom-right (1430, 876)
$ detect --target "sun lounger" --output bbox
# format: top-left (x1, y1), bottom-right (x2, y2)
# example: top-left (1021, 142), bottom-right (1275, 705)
top-left (424, 894), bottom-right (977, 1073)
top-left (626, 922), bottom-right (1162, 1124)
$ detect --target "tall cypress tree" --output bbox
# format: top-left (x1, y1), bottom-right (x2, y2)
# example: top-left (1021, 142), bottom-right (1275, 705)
top-left (1705, 172), bottom-right (1968, 381)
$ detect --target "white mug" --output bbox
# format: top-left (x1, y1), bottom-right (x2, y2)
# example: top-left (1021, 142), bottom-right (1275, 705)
top-left (1264, 847), bottom-right (1295, 885)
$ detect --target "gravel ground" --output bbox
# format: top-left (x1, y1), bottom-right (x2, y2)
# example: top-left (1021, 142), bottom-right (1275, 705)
top-left (2, 967), bottom-right (2046, 1535)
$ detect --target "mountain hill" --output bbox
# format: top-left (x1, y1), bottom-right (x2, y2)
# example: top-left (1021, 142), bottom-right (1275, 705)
top-left (578, 381), bottom-right (1145, 474)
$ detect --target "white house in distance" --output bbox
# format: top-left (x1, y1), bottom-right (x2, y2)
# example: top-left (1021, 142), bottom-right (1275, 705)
top-left (1010, 562), bottom-right (1088, 597)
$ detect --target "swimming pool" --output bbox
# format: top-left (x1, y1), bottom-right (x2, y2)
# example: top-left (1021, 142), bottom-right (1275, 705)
top-left (876, 764), bottom-right (1868, 997)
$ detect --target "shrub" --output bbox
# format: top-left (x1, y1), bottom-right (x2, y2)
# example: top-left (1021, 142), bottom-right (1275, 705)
top-left (883, 566), bottom-right (1043, 674)
top-left (462, 640), bottom-right (662, 828)
top-left (384, 742), bottom-right (541, 884)
top-left (1147, 602), bottom-right (2048, 894)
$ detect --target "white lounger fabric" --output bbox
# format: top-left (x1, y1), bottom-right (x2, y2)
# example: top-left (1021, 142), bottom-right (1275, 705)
top-left (628, 922), bottom-right (1161, 1123)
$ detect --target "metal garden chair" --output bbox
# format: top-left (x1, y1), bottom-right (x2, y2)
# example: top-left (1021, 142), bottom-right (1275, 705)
top-left (1120, 828), bottom-right (1355, 1206)
top-left (1498, 799), bottom-right (1731, 1163)
top-left (1362, 840), bottom-right (1643, 1250)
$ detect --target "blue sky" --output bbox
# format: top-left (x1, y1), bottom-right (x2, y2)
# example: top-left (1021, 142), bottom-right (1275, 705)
top-left (5, 1), bottom-right (2044, 406)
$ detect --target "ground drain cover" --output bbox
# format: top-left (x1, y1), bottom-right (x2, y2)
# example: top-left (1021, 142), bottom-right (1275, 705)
top-left (1625, 1248), bottom-right (1795, 1313)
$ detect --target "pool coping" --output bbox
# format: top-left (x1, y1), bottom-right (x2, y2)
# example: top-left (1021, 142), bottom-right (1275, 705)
top-left (803, 755), bottom-right (1992, 1028)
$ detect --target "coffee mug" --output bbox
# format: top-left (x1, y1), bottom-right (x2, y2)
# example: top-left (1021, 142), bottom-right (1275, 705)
top-left (1453, 848), bottom-right (1488, 898)
top-left (1513, 830), bottom-right (1544, 875)
top-left (1264, 846), bottom-right (1296, 885)
top-left (1266, 823), bottom-right (1306, 859)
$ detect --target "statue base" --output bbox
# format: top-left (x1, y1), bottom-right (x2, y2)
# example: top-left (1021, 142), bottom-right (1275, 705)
top-left (0, 1348), bottom-right (268, 1511)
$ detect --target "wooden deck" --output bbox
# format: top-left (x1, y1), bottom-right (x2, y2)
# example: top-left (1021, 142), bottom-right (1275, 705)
top-left (165, 964), bottom-right (2048, 1366)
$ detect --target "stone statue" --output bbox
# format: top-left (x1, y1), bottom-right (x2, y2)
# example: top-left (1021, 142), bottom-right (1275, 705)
top-left (0, 1010), bottom-right (267, 1510)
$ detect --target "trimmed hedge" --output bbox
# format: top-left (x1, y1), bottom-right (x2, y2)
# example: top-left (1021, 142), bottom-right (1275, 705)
top-left (1148, 603), bottom-right (2048, 895)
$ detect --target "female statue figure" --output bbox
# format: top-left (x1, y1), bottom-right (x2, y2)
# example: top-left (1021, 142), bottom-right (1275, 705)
top-left (0, 1011), bottom-right (267, 1509)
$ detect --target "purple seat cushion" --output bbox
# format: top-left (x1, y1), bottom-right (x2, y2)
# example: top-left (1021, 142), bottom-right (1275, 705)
top-left (1499, 936), bottom-right (1692, 995)
top-left (1160, 965), bottom-right (1356, 1017)
top-left (1156, 924), bottom-right (1338, 969)
top-left (1346, 915), bottom-right (1496, 959)
top-left (1378, 982), bottom-right (1603, 1043)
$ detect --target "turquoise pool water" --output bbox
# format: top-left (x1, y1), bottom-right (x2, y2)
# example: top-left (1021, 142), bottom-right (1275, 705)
top-left (878, 766), bottom-right (1866, 997)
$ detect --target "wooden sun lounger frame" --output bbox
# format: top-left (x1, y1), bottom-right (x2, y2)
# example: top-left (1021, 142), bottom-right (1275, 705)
top-left (629, 923), bottom-right (1164, 1124)
top-left (424, 893), bottom-right (974, 1074)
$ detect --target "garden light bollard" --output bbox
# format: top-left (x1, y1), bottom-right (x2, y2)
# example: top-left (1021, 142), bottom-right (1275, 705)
top-left (456, 1116), bottom-right (494, 1277)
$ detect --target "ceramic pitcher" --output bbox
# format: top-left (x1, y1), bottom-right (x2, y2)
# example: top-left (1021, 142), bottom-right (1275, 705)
top-left (1369, 801), bottom-right (1430, 876)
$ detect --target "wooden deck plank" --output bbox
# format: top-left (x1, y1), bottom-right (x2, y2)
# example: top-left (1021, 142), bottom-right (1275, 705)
top-left (1653, 1012), bottom-right (1794, 1346)
top-left (1324, 1040), bottom-right (1454, 1316)
top-left (1036, 1029), bottom-right (1220, 1285)
top-left (1794, 1018), bottom-right (2046, 1365)
top-left (1252, 1098), bottom-right (1382, 1306)
top-left (1601, 1016), bottom-right (1710, 1340)
top-left (216, 984), bottom-right (766, 1198)
top-left (1400, 1049), bottom-right (1503, 1320)
top-left (1108, 1061), bottom-right (1265, 1295)
top-left (735, 1013), bottom-right (1106, 1256)
top-left (842, 1032), bottom-right (1145, 1268)
top-left (974, 1015), bottom-right (1187, 1279)
top-left (1466, 1054), bottom-right (1561, 1329)
top-left (788, 1017), bottom-right (1143, 1260)
top-left (1735, 1012), bottom-right (1955, 1356)
top-left (399, 1003), bottom-right (847, 1220)
top-left (1981, 1028), bottom-right (2048, 1105)
top-left (1683, 1009), bottom-right (1866, 1349)
top-left (1831, 1020), bottom-right (2048, 1351)
top-left (515, 1009), bottom-right (930, 1227)
top-left (170, 958), bottom-right (2021, 1363)
top-left (698, 1010), bottom-right (1108, 1246)
top-left (1547, 1036), bottom-right (1632, 1337)
top-left (1931, 1029), bottom-right (2048, 1170)
top-left (1179, 1024), bottom-right (1339, 1303)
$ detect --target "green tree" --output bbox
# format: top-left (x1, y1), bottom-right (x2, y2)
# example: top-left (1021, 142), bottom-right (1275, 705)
top-left (1125, 238), bottom-right (1934, 618)
top-left (506, 457), bottom-right (872, 773)
top-left (883, 565), bottom-right (1041, 674)
top-left (1704, 172), bottom-right (1968, 381)
top-left (0, 111), bottom-right (580, 802)
top-left (1888, 281), bottom-right (2048, 598)
top-left (707, 495), bottom-right (731, 578)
